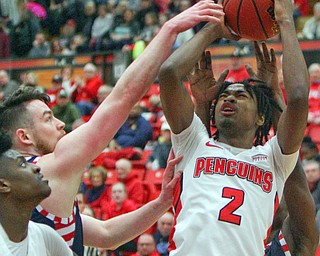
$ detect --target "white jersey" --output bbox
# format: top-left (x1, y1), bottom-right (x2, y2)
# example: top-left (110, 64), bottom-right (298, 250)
top-left (0, 221), bottom-right (73, 256)
top-left (169, 114), bottom-right (298, 256)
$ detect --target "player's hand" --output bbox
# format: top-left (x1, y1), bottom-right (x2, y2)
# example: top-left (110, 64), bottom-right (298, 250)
top-left (247, 42), bottom-right (278, 89)
top-left (158, 149), bottom-right (183, 207)
top-left (188, 51), bottom-right (227, 104)
top-left (168, 0), bottom-right (225, 34)
top-left (246, 41), bottom-right (285, 108)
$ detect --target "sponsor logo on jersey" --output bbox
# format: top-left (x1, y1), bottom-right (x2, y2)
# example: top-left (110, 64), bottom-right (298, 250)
top-left (193, 157), bottom-right (273, 192)
top-left (205, 141), bottom-right (223, 149)
top-left (252, 154), bottom-right (268, 162)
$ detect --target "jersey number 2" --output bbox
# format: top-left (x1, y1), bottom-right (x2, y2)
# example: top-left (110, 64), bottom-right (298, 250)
top-left (218, 187), bottom-right (244, 225)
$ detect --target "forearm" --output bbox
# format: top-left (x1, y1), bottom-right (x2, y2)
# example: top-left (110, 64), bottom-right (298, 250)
top-left (279, 20), bottom-right (309, 105)
top-left (195, 101), bottom-right (212, 136)
top-left (93, 198), bottom-right (170, 249)
top-left (166, 24), bottom-right (221, 80)
top-left (111, 22), bottom-right (179, 107)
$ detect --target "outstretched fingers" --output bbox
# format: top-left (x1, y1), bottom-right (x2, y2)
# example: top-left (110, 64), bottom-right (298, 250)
top-left (162, 149), bottom-right (183, 189)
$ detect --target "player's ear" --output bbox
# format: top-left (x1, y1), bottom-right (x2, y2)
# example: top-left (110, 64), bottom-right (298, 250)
top-left (16, 128), bottom-right (33, 146)
top-left (0, 179), bottom-right (11, 193)
top-left (256, 115), bottom-right (265, 126)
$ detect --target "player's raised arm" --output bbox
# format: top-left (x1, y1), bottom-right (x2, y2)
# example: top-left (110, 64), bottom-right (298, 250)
top-left (159, 17), bottom-right (237, 134)
top-left (274, 0), bottom-right (309, 154)
top-left (82, 151), bottom-right (183, 249)
top-left (281, 161), bottom-right (318, 255)
top-left (38, 0), bottom-right (227, 212)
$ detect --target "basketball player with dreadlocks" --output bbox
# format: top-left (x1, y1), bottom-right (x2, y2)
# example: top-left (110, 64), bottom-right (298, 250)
top-left (189, 44), bottom-right (318, 256)
top-left (158, 0), bottom-right (309, 254)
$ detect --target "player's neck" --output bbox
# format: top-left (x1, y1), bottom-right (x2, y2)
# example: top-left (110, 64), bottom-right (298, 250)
top-left (218, 136), bottom-right (253, 149)
top-left (0, 207), bottom-right (30, 242)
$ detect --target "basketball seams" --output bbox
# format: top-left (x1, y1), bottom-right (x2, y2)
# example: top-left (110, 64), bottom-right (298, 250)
top-left (249, 0), bottom-right (268, 39)
top-left (236, 0), bottom-right (244, 36)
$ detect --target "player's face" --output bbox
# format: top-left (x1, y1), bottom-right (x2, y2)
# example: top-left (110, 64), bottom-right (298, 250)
top-left (26, 100), bottom-right (66, 155)
top-left (214, 84), bottom-right (261, 135)
top-left (1, 150), bottom-right (51, 200)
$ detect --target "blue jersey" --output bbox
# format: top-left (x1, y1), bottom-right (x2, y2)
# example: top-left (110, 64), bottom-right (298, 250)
top-left (28, 156), bottom-right (85, 256)
top-left (265, 231), bottom-right (291, 256)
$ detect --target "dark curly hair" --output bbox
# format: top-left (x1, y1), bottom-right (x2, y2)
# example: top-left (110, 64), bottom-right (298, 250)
top-left (211, 79), bottom-right (282, 146)
top-left (0, 86), bottom-right (50, 137)
top-left (0, 130), bottom-right (12, 156)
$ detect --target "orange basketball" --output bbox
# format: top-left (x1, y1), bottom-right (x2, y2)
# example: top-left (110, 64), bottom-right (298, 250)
top-left (222, 0), bottom-right (280, 40)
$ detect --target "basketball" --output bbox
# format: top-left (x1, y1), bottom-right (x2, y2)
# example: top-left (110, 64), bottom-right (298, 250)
top-left (222, 0), bottom-right (280, 40)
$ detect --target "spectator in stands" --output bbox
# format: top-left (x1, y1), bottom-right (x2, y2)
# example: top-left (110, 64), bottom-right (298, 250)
top-left (72, 63), bottom-right (104, 116)
top-left (303, 159), bottom-right (320, 212)
top-left (0, 70), bottom-right (19, 102)
top-left (91, 84), bottom-right (113, 114)
top-left (307, 63), bottom-right (320, 145)
top-left (61, 64), bottom-right (76, 97)
top-left (104, 9), bottom-right (140, 51)
top-left (135, 0), bottom-right (160, 30)
top-left (89, 4), bottom-right (114, 51)
top-left (0, 21), bottom-right (10, 58)
top-left (102, 182), bottom-right (137, 219)
top-left (115, 158), bottom-right (144, 207)
top-left (84, 165), bottom-right (110, 220)
top-left (52, 89), bottom-right (81, 133)
top-left (59, 19), bottom-right (77, 49)
top-left (132, 233), bottom-right (160, 256)
top-left (81, 1), bottom-right (97, 40)
top-left (103, 182), bottom-right (138, 256)
top-left (293, 0), bottom-right (309, 23)
top-left (301, 136), bottom-right (320, 161)
top-left (0, 0), bottom-right (20, 26)
top-left (110, 103), bottom-right (153, 150)
top-left (136, 11), bottom-right (160, 44)
top-left (21, 71), bottom-right (45, 92)
top-left (10, 9), bottom-right (40, 57)
top-left (302, 2), bottom-right (320, 40)
top-left (146, 122), bottom-right (171, 170)
top-left (46, 74), bottom-right (64, 108)
top-left (225, 47), bottom-right (250, 83)
top-left (28, 32), bottom-right (51, 58)
top-left (153, 212), bottom-right (174, 256)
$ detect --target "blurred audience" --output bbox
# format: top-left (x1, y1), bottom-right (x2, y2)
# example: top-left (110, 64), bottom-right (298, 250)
top-left (302, 2), bottom-right (320, 40)
top-left (0, 69), bottom-right (19, 102)
top-left (153, 212), bottom-right (174, 256)
top-left (132, 233), bottom-right (160, 256)
top-left (84, 165), bottom-right (110, 220)
top-left (146, 122), bottom-right (171, 170)
top-left (52, 89), bottom-right (81, 133)
top-left (115, 158), bottom-right (144, 207)
top-left (110, 103), bottom-right (152, 150)
top-left (72, 63), bottom-right (103, 116)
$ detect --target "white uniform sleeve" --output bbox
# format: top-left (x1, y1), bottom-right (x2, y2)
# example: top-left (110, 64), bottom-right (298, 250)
top-left (171, 113), bottom-right (209, 169)
top-left (268, 135), bottom-right (299, 181)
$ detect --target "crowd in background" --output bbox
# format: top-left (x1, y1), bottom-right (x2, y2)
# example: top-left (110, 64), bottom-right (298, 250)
top-left (0, 0), bottom-right (319, 59)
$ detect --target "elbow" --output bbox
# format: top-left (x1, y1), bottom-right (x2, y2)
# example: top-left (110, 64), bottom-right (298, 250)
top-left (286, 88), bottom-right (309, 110)
top-left (159, 60), bottom-right (179, 87)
